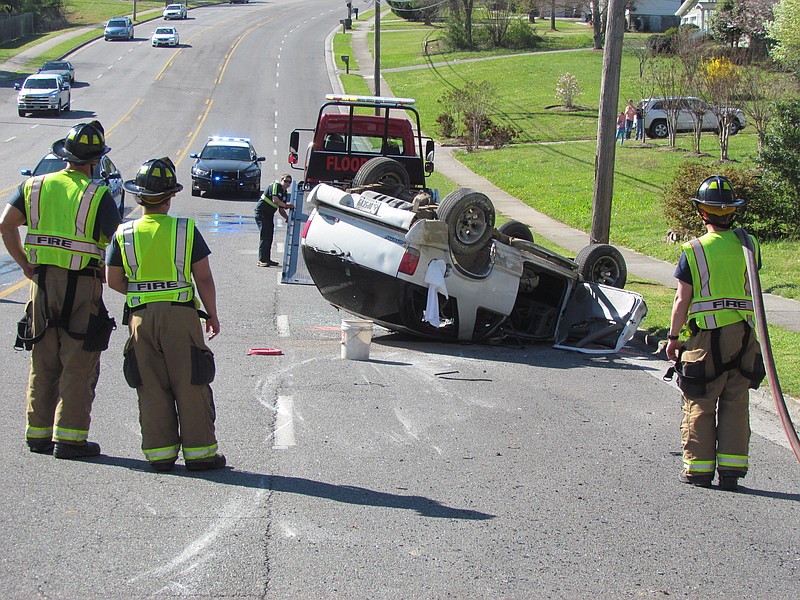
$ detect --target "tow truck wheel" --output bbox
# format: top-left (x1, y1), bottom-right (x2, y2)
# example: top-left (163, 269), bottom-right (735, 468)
top-left (497, 220), bottom-right (533, 243)
top-left (438, 188), bottom-right (495, 254)
top-left (351, 157), bottom-right (410, 198)
top-left (575, 243), bottom-right (627, 288)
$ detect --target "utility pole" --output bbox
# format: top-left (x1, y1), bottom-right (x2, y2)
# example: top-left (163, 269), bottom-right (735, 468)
top-left (133, 0), bottom-right (138, 22)
top-left (374, 0), bottom-right (381, 97)
top-left (590, 0), bottom-right (626, 245)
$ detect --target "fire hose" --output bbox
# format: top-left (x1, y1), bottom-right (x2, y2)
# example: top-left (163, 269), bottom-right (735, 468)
top-left (736, 229), bottom-right (800, 463)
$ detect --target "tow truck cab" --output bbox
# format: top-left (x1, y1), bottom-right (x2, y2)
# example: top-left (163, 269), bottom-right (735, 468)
top-left (289, 94), bottom-right (435, 191)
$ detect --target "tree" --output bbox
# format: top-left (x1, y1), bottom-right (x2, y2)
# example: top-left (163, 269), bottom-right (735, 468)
top-left (739, 69), bottom-right (795, 157)
top-left (700, 56), bottom-right (741, 161)
top-left (673, 28), bottom-right (710, 153)
top-left (627, 39), bottom-right (657, 143)
top-left (485, 0), bottom-right (513, 46)
top-left (767, 0), bottom-right (800, 72)
top-left (761, 99), bottom-right (800, 203)
top-left (710, 0), bottom-right (776, 59)
top-left (651, 57), bottom-right (687, 147)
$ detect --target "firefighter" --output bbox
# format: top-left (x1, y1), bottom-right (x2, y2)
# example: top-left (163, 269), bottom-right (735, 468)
top-left (0, 121), bottom-right (121, 459)
top-left (666, 176), bottom-right (764, 491)
top-left (106, 158), bottom-right (225, 472)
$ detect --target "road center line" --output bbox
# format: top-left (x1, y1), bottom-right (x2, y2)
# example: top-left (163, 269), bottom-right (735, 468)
top-left (276, 314), bottom-right (290, 338)
top-left (273, 395), bottom-right (296, 449)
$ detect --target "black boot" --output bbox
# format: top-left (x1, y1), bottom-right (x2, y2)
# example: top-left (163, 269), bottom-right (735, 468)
top-left (27, 439), bottom-right (55, 454)
top-left (54, 441), bottom-right (101, 460)
top-left (185, 453), bottom-right (227, 471)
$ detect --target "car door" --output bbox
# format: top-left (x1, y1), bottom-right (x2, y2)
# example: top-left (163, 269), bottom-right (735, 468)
top-left (554, 282), bottom-right (647, 353)
top-left (96, 156), bottom-right (124, 212)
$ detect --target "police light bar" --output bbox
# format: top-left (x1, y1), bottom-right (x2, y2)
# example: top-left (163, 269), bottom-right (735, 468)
top-left (207, 136), bottom-right (251, 143)
top-left (325, 94), bottom-right (415, 106)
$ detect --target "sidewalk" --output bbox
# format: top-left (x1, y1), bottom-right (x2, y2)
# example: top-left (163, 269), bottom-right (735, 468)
top-left (344, 21), bottom-right (800, 335)
top-left (0, 27), bottom-right (95, 81)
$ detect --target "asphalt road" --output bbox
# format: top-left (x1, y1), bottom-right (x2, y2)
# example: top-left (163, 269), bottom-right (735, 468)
top-left (0, 2), bottom-right (799, 598)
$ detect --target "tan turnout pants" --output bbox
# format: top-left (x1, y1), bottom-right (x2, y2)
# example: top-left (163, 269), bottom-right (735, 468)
top-left (680, 321), bottom-right (760, 477)
top-left (26, 267), bottom-right (104, 444)
top-left (125, 302), bottom-right (217, 463)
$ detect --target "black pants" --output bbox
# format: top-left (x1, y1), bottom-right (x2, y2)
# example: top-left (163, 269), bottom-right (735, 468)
top-left (255, 206), bottom-right (277, 263)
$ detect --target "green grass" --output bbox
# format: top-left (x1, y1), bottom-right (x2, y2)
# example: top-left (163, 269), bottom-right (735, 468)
top-left (334, 32), bottom-right (357, 71)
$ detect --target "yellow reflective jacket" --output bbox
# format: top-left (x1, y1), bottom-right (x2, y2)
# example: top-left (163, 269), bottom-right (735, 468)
top-left (116, 214), bottom-right (196, 308)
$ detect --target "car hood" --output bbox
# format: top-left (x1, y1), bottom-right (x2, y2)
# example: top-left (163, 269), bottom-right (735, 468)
top-left (20, 88), bottom-right (58, 95)
top-left (194, 159), bottom-right (257, 171)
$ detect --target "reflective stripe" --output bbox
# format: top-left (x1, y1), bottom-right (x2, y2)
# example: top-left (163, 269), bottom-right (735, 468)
top-left (717, 453), bottom-right (748, 469)
top-left (28, 176), bottom-right (44, 229)
top-left (144, 444), bottom-right (181, 461)
top-left (683, 459), bottom-right (715, 474)
top-left (26, 425), bottom-right (53, 439)
top-left (688, 239), bottom-right (711, 297)
top-left (74, 182), bottom-right (99, 238)
top-left (23, 234), bottom-right (103, 258)
top-left (183, 443), bottom-right (218, 460)
top-left (689, 298), bottom-right (754, 314)
top-left (53, 426), bottom-right (88, 442)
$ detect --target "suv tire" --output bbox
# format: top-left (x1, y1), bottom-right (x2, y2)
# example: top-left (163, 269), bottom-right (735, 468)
top-left (649, 119), bottom-right (668, 138)
top-left (351, 157), bottom-right (411, 198)
top-left (438, 188), bottom-right (495, 255)
top-left (575, 243), bottom-right (627, 288)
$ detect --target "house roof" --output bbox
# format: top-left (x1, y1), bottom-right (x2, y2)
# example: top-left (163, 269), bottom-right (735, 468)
top-left (676, 0), bottom-right (717, 17)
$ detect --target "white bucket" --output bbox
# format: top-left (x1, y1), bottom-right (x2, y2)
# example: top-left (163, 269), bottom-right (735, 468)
top-left (340, 319), bottom-right (373, 360)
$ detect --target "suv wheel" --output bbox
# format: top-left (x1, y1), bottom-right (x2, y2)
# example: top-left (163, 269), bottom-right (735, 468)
top-left (727, 120), bottom-right (741, 136)
top-left (649, 119), bottom-right (668, 138)
top-left (438, 188), bottom-right (496, 255)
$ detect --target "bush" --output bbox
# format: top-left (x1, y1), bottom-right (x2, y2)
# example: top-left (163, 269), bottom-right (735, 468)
top-left (485, 123), bottom-right (520, 149)
top-left (503, 18), bottom-right (542, 49)
top-left (661, 163), bottom-right (798, 241)
top-left (436, 113), bottom-right (457, 138)
top-left (647, 34), bottom-right (672, 55)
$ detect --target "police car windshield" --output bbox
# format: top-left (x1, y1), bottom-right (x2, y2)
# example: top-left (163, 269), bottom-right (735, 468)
top-left (202, 146), bottom-right (251, 161)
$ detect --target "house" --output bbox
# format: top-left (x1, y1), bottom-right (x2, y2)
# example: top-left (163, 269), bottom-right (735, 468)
top-left (627, 0), bottom-right (683, 32)
top-left (675, 0), bottom-right (718, 32)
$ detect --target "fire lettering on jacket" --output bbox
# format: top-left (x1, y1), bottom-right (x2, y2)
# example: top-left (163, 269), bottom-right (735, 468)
top-left (135, 281), bottom-right (181, 291)
top-left (36, 236), bottom-right (72, 248)
top-left (712, 299), bottom-right (749, 309)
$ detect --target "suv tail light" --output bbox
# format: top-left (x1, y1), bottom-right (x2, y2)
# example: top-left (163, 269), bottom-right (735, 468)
top-left (398, 248), bottom-right (420, 275)
top-left (301, 212), bottom-right (314, 240)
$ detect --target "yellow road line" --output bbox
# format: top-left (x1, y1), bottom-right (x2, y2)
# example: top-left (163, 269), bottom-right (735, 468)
top-left (0, 278), bottom-right (28, 300)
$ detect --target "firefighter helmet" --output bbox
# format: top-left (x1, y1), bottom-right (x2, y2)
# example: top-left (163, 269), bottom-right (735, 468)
top-left (51, 121), bottom-right (110, 165)
top-left (692, 175), bottom-right (746, 227)
top-left (123, 157), bottom-right (183, 205)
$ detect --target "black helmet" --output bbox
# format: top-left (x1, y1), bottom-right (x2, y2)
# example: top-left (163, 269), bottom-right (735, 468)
top-left (123, 157), bottom-right (183, 205)
top-left (692, 175), bottom-right (745, 228)
top-left (51, 121), bottom-right (110, 164)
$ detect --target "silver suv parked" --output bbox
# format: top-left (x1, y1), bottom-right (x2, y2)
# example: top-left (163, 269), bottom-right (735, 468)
top-left (642, 97), bottom-right (746, 138)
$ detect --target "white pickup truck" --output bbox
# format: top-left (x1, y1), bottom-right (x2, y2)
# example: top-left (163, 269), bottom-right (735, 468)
top-left (15, 73), bottom-right (71, 117)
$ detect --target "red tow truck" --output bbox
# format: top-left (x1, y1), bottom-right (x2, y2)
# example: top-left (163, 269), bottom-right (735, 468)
top-left (288, 94), bottom-right (436, 200)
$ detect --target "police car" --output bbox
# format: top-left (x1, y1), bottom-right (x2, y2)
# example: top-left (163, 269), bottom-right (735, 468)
top-left (189, 137), bottom-right (265, 198)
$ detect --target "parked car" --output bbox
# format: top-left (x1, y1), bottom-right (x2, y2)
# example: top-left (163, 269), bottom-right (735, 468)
top-left (190, 136), bottom-right (265, 197)
top-left (38, 60), bottom-right (75, 84)
top-left (14, 74), bottom-right (70, 117)
top-left (20, 152), bottom-right (126, 217)
top-left (300, 178), bottom-right (647, 353)
top-left (163, 4), bottom-right (187, 19)
top-left (642, 97), bottom-right (746, 139)
top-left (151, 26), bottom-right (180, 47)
top-left (104, 17), bottom-right (134, 41)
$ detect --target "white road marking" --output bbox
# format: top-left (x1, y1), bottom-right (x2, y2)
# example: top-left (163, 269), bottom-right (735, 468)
top-left (273, 395), bottom-right (296, 449)
top-left (5, 137), bottom-right (16, 142)
top-left (276, 314), bottom-right (290, 338)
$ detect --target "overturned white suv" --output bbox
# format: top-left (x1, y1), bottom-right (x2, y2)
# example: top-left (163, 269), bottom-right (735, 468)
top-left (300, 163), bottom-right (647, 353)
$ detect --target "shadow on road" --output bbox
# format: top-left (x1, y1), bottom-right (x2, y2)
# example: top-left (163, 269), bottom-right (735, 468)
top-left (94, 455), bottom-right (496, 519)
